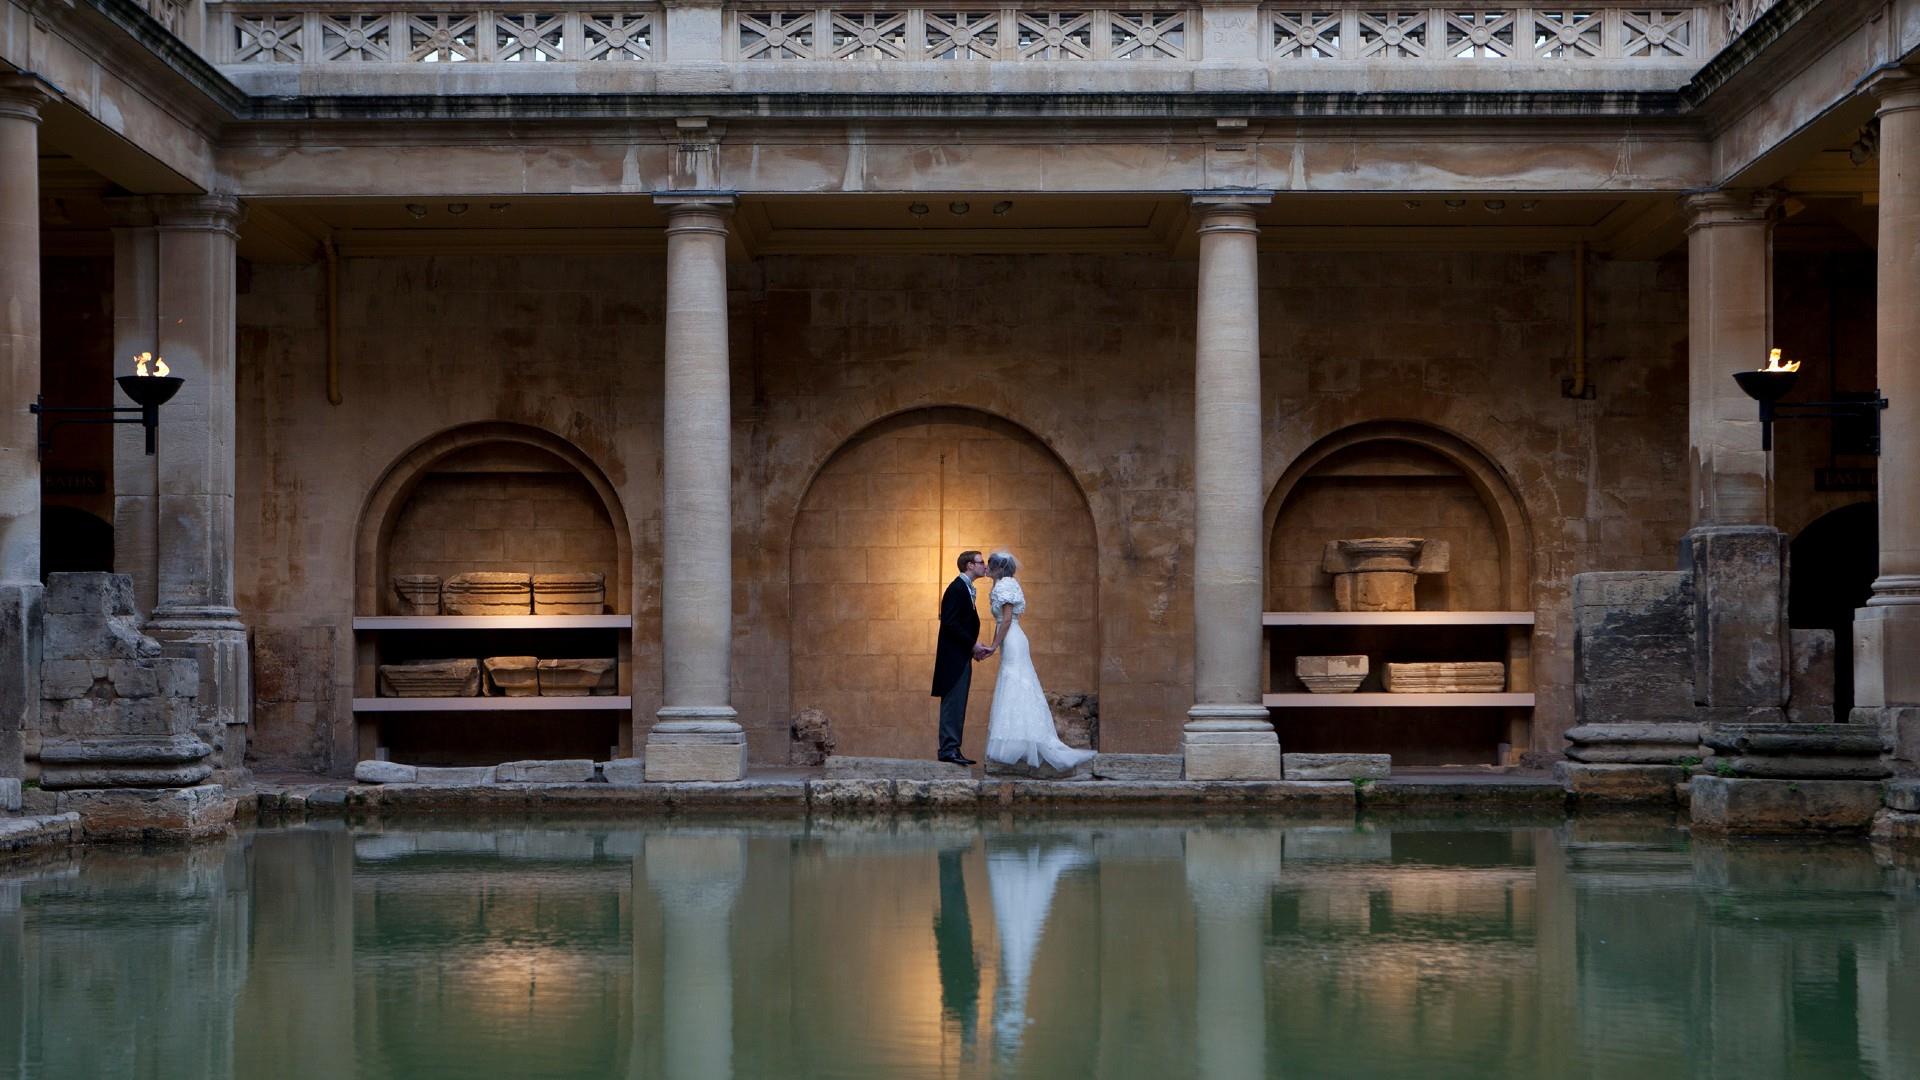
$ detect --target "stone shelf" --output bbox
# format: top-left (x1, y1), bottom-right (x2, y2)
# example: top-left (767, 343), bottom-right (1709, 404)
top-left (353, 615), bottom-right (633, 630)
top-left (1262, 611), bottom-right (1534, 626)
top-left (352, 696), bottom-right (632, 712)
top-left (1263, 693), bottom-right (1535, 708)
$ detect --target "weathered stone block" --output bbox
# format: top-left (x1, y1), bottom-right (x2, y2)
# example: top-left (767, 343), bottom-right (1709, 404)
top-left (536, 658), bottom-right (617, 696)
top-left (43, 573), bottom-right (135, 618)
top-left (377, 658), bottom-right (481, 697)
top-left (39, 734), bottom-right (212, 764)
top-left (1572, 571), bottom-right (1695, 725)
top-left (0, 583), bottom-right (42, 783)
top-left (1296, 655), bottom-right (1367, 694)
top-left (1853, 605), bottom-right (1920, 708)
top-left (1700, 723), bottom-right (1886, 758)
top-left (443, 572), bottom-right (532, 616)
top-left (1182, 730), bottom-right (1282, 781)
top-left (1689, 775), bottom-right (1885, 833)
top-left (1683, 526), bottom-right (1788, 709)
top-left (1283, 753), bottom-right (1390, 780)
top-left (1883, 778), bottom-right (1920, 812)
top-left (532, 572), bottom-right (605, 615)
top-left (483, 656), bottom-right (540, 697)
top-left (1323, 537), bottom-right (1449, 612)
top-left (1047, 691), bottom-right (1099, 749)
top-left (1864, 705), bottom-right (1920, 765)
top-left (810, 779), bottom-right (894, 809)
top-left (1873, 809), bottom-right (1920, 843)
top-left (984, 756), bottom-right (1091, 780)
top-left (392, 574), bottom-right (442, 616)
top-left (600, 758), bottom-right (646, 786)
top-left (1786, 628), bottom-right (1836, 723)
top-left (895, 778), bottom-right (980, 807)
top-left (0, 777), bottom-right (18, 812)
top-left (40, 660), bottom-right (102, 700)
top-left (1555, 761), bottom-right (1685, 802)
top-left (102, 660), bottom-right (159, 699)
top-left (1383, 661), bottom-right (1504, 692)
top-left (39, 763), bottom-right (215, 789)
top-left (1707, 755), bottom-right (1892, 780)
top-left (1091, 753), bottom-right (1183, 781)
top-left (496, 758), bottom-right (596, 783)
top-left (823, 755), bottom-right (970, 780)
top-left (354, 760), bottom-right (417, 784)
top-left (43, 613), bottom-right (158, 661)
top-left (55, 784), bottom-right (236, 841)
top-left (413, 766), bottom-right (496, 786)
top-left (644, 732), bottom-right (748, 782)
top-left (790, 707), bottom-right (835, 765)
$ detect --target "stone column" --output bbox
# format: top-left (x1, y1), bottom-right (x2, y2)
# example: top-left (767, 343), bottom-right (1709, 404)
top-left (143, 195), bottom-right (251, 775)
top-left (646, 195), bottom-right (747, 782)
top-left (107, 197), bottom-right (162, 615)
top-left (645, 832), bottom-right (743, 1079)
top-left (0, 76), bottom-right (52, 783)
top-left (1183, 829), bottom-right (1282, 1079)
top-left (1183, 194), bottom-right (1280, 781)
top-left (1860, 71), bottom-right (1920, 765)
top-left (1684, 190), bottom-right (1776, 527)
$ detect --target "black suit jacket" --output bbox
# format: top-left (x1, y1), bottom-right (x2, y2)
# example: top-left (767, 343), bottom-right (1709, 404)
top-left (930, 576), bottom-right (981, 697)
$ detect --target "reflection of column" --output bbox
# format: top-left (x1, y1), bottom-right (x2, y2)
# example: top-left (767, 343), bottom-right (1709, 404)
top-left (646, 833), bottom-right (744, 1079)
top-left (142, 195), bottom-right (252, 773)
top-left (1683, 190), bottom-right (1775, 527)
top-left (1184, 194), bottom-right (1280, 781)
top-left (1859, 71), bottom-right (1920, 753)
top-left (0, 75), bottom-right (51, 781)
top-left (1183, 829), bottom-right (1282, 1080)
top-left (647, 195), bottom-right (747, 782)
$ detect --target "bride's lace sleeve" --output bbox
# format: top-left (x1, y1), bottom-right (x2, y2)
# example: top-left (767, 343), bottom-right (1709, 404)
top-left (990, 577), bottom-right (1026, 617)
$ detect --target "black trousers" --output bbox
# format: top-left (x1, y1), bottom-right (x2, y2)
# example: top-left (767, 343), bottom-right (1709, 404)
top-left (938, 662), bottom-right (971, 757)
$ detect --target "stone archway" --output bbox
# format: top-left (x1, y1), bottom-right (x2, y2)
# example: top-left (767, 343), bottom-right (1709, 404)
top-left (788, 408), bottom-right (1099, 761)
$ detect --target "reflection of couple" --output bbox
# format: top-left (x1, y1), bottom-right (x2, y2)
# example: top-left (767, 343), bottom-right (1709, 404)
top-left (930, 550), bottom-right (1099, 771)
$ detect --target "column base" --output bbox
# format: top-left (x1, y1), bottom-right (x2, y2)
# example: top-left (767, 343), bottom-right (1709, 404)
top-left (1854, 602), bottom-right (1920, 709)
top-left (1554, 761), bottom-right (1685, 803)
top-left (647, 706), bottom-right (747, 781)
top-left (1689, 775), bottom-right (1884, 834)
top-left (1182, 705), bottom-right (1281, 780)
top-left (0, 583), bottom-right (43, 781)
top-left (147, 607), bottom-right (250, 778)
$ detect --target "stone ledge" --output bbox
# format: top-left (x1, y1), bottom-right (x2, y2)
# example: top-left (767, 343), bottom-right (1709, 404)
top-left (0, 813), bottom-right (81, 856)
top-left (1091, 753), bottom-right (1182, 781)
top-left (1690, 776), bottom-right (1884, 834)
top-left (53, 785), bottom-right (237, 842)
top-left (823, 756), bottom-right (971, 781)
top-left (1871, 809), bottom-right (1920, 845)
top-left (1359, 779), bottom-right (1568, 808)
top-left (1555, 762), bottom-right (1685, 803)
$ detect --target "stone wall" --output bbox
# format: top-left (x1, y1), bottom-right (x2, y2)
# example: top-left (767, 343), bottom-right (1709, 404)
top-left (235, 247), bottom-right (1689, 772)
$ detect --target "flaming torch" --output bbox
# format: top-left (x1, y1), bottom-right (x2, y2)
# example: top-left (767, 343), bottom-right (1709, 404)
top-left (116, 350), bottom-right (184, 455)
top-left (1730, 347), bottom-right (1890, 455)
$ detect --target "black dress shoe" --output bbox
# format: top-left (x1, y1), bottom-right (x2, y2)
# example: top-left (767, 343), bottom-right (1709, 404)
top-left (939, 754), bottom-right (976, 767)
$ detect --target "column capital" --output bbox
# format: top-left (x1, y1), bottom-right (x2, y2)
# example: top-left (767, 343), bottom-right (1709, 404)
top-left (1861, 65), bottom-right (1920, 114)
top-left (0, 74), bottom-right (55, 123)
top-left (103, 194), bottom-right (159, 230)
top-left (656, 193), bottom-right (735, 236)
top-left (1681, 189), bottom-right (1778, 230)
top-left (1189, 191), bottom-right (1271, 232)
top-left (152, 194), bottom-right (245, 236)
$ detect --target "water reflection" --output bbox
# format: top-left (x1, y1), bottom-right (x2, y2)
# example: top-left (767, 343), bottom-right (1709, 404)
top-left (1, 818), bottom-right (1918, 1079)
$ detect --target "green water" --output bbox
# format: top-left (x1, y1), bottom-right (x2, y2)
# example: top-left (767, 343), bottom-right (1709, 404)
top-left (2, 817), bottom-right (1917, 1079)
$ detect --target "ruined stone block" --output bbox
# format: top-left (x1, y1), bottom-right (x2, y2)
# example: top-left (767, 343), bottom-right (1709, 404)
top-left (1046, 691), bottom-right (1099, 749)
top-left (810, 778), bottom-right (895, 809)
top-left (1182, 730), bottom-right (1282, 780)
top-left (895, 778), bottom-right (980, 807)
top-left (1689, 775), bottom-right (1884, 833)
top-left (1787, 628), bottom-right (1836, 723)
top-left (483, 656), bottom-right (540, 697)
top-left (1563, 722), bottom-right (1701, 764)
top-left (0, 777), bottom-right (18, 812)
top-left (1683, 526), bottom-right (1788, 712)
top-left (823, 755), bottom-right (969, 780)
top-left (392, 575), bottom-right (442, 616)
top-left (43, 613), bottom-right (158, 661)
top-left (644, 731), bottom-right (747, 782)
top-left (354, 760), bottom-right (417, 784)
top-left (1091, 753), bottom-right (1183, 781)
top-left (377, 658), bottom-right (481, 697)
top-left (55, 784), bottom-right (236, 841)
top-left (536, 658), bottom-right (617, 696)
top-left (1572, 570), bottom-right (1695, 725)
top-left (1555, 761), bottom-right (1686, 802)
top-left (37, 734), bottom-right (213, 789)
top-left (1296, 655), bottom-right (1367, 693)
top-left (601, 758), bottom-right (646, 786)
top-left (442, 572), bottom-right (532, 616)
top-left (532, 572), bottom-right (606, 615)
top-left (496, 758), bottom-right (596, 783)
top-left (1382, 661), bottom-right (1504, 692)
top-left (413, 766), bottom-right (496, 786)
top-left (1322, 537), bottom-right (1450, 612)
top-left (789, 707), bottom-right (835, 766)
top-left (1284, 753), bottom-right (1390, 780)
top-left (984, 756), bottom-right (1091, 780)
top-left (43, 573), bottom-right (136, 618)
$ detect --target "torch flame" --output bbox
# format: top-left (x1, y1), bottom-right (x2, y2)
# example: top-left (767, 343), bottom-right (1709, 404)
top-left (1759, 348), bottom-right (1801, 374)
top-left (133, 351), bottom-right (170, 378)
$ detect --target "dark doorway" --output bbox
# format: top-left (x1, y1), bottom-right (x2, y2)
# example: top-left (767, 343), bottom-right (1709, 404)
top-left (1789, 503), bottom-right (1877, 717)
top-left (40, 506), bottom-right (114, 580)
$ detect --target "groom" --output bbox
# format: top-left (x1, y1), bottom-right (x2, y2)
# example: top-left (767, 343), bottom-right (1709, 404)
top-left (931, 550), bottom-right (992, 765)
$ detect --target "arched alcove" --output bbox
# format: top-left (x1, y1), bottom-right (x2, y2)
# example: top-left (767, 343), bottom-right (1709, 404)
top-left (1790, 501), bottom-right (1876, 718)
top-left (353, 422), bottom-right (634, 766)
top-left (788, 408), bottom-right (1099, 761)
top-left (1263, 422), bottom-right (1534, 765)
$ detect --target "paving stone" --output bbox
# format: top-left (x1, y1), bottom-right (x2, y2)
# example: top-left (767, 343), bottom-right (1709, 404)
top-left (1284, 753), bottom-right (1390, 781)
top-left (895, 779), bottom-right (980, 808)
top-left (823, 755), bottom-right (970, 780)
top-left (1555, 761), bottom-right (1684, 802)
top-left (983, 757), bottom-right (1090, 780)
top-left (496, 759), bottom-right (596, 783)
top-left (413, 766), bottom-right (496, 786)
top-left (600, 758), bottom-right (646, 786)
top-left (354, 760), bottom-right (417, 784)
top-left (809, 778), bottom-right (894, 809)
top-left (0, 813), bottom-right (80, 854)
top-left (1689, 776), bottom-right (1885, 834)
top-left (1091, 753), bottom-right (1182, 781)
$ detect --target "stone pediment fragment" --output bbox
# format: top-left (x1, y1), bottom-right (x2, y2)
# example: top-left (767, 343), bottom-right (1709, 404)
top-left (443, 572), bottom-right (532, 615)
top-left (378, 658), bottom-right (482, 697)
top-left (537, 657), bottom-right (618, 696)
top-left (533, 572), bottom-right (606, 615)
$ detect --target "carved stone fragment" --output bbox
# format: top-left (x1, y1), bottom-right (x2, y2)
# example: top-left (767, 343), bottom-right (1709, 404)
top-left (1322, 537), bottom-right (1450, 612)
top-left (533, 572), bottom-right (606, 615)
top-left (1382, 661), bottom-right (1505, 692)
top-left (537, 657), bottom-right (618, 696)
top-left (1296, 654), bottom-right (1367, 693)
top-left (484, 656), bottom-right (540, 697)
top-left (377, 658), bottom-right (481, 697)
top-left (442, 572), bottom-right (532, 616)
top-left (790, 706), bottom-right (835, 765)
top-left (392, 574), bottom-right (442, 615)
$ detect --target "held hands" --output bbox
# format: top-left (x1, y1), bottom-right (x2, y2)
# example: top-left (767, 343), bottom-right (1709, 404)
top-left (972, 643), bottom-right (995, 661)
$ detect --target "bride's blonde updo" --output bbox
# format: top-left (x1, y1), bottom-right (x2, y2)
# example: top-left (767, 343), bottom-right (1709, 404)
top-left (987, 551), bottom-right (1019, 577)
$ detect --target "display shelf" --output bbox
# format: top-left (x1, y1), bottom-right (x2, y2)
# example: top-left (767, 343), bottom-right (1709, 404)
top-left (1262, 611), bottom-right (1534, 627)
top-left (354, 615), bottom-right (632, 630)
top-left (1263, 692), bottom-right (1534, 708)
top-left (353, 696), bottom-right (632, 712)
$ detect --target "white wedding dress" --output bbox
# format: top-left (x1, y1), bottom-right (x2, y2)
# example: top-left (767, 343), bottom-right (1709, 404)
top-left (983, 577), bottom-right (1098, 771)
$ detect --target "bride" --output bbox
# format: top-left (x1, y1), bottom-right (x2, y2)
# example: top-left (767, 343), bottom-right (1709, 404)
top-left (981, 551), bottom-right (1098, 772)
